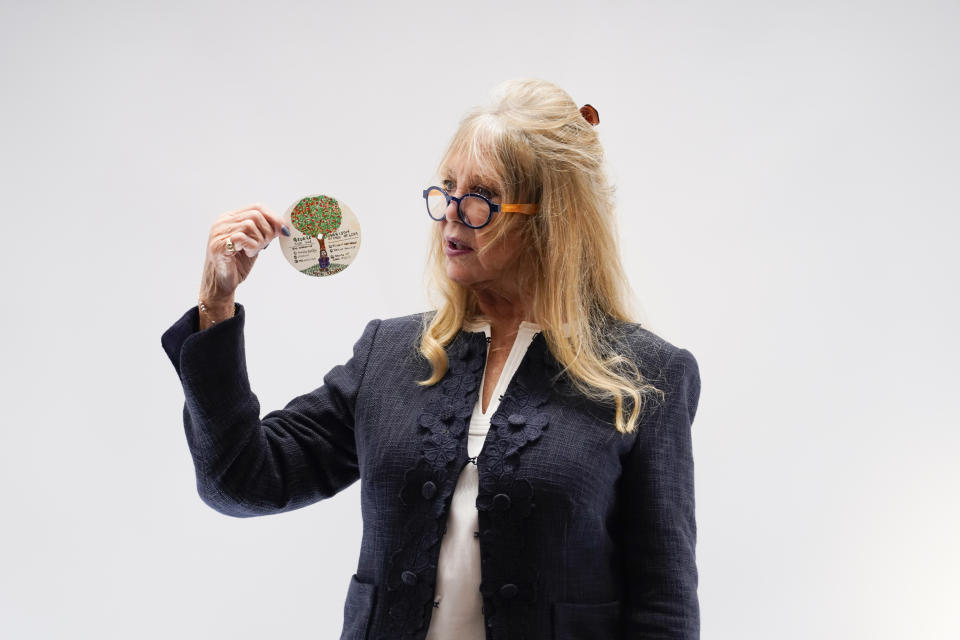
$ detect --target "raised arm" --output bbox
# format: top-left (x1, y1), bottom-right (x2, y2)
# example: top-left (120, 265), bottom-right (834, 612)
top-left (161, 303), bottom-right (380, 517)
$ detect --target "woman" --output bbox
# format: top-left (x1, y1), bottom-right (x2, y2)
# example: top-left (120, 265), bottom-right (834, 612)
top-left (162, 78), bottom-right (702, 640)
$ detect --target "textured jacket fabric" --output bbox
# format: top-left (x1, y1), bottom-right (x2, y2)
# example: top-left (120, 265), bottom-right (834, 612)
top-left (160, 303), bottom-right (702, 640)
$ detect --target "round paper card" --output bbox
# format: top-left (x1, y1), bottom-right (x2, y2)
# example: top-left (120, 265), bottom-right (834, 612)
top-left (278, 194), bottom-right (362, 277)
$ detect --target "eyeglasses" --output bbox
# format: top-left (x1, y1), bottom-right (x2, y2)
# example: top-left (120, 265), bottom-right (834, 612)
top-left (423, 186), bottom-right (538, 229)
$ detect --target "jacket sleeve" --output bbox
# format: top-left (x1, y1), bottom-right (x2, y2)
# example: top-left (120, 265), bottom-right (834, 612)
top-left (621, 347), bottom-right (702, 639)
top-left (160, 302), bottom-right (380, 517)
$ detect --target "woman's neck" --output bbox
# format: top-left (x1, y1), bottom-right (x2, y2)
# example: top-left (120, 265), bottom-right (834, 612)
top-left (474, 288), bottom-right (532, 353)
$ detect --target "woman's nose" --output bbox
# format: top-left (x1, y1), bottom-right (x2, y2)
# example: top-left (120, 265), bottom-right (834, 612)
top-left (444, 197), bottom-right (461, 224)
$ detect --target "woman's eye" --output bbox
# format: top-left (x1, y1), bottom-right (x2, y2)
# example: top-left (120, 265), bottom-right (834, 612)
top-left (474, 187), bottom-right (495, 199)
top-left (441, 180), bottom-right (455, 191)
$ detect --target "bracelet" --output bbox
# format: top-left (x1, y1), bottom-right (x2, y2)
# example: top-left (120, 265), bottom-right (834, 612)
top-left (198, 298), bottom-right (233, 325)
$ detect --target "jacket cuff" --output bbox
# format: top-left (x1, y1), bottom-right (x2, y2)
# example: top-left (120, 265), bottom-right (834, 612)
top-left (160, 302), bottom-right (245, 381)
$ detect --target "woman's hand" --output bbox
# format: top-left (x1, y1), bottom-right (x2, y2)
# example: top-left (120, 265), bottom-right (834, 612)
top-left (195, 203), bottom-right (288, 329)
top-left (199, 203), bottom-right (288, 303)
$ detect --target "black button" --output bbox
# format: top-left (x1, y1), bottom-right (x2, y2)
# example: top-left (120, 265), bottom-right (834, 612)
top-left (401, 570), bottom-right (418, 586)
top-left (421, 480), bottom-right (437, 499)
top-left (473, 530), bottom-right (480, 538)
top-left (499, 583), bottom-right (518, 599)
top-left (493, 493), bottom-right (511, 510)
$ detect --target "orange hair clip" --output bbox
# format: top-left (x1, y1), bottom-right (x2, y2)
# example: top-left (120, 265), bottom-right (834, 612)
top-left (580, 104), bottom-right (600, 126)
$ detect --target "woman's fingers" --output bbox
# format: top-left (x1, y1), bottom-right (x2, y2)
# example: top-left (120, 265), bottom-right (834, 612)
top-left (224, 204), bottom-right (287, 241)
top-left (215, 230), bottom-right (260, 257)
top-left (256, 206), bottom-right (288, 238)
top-left (219, 204), bottom-right (289, 249)
top-left (200, 202), bottom-right (288, 300)
top-left (235, 218), bottom-right (267, 249)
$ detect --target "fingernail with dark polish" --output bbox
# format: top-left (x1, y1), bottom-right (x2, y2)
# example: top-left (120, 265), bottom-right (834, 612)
top-left (281, 225), bottom-right (291, 236)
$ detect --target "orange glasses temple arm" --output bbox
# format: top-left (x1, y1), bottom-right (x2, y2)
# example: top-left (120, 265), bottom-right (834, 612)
top-left (500, 204), bottom-right (539, 214)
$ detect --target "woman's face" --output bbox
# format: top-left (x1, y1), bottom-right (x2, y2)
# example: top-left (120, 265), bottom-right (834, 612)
top-left (438, 156), bottom-right (525, 297)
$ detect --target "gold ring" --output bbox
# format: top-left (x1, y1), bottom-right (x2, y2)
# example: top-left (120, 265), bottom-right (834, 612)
top-left (225, 239), bottom-right (235, 254)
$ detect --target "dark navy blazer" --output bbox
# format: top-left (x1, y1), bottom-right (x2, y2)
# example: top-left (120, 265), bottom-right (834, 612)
top-left (161, 303), bottom-right (702, 640)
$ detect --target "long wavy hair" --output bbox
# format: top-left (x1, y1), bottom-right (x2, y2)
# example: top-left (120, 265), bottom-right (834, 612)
top-left (417, 78), bottom-right (664, 434)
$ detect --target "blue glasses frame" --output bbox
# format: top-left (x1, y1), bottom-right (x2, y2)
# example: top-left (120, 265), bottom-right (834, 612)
top-left (422, 185), bottom-right (538, 229)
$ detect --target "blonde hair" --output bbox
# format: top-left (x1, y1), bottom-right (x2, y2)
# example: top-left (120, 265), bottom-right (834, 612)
top-left (417, 78), bottom-right (663, 434)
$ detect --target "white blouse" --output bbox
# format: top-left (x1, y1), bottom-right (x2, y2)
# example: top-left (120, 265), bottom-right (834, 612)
top-left (424, 320), bottom-right (543, 639)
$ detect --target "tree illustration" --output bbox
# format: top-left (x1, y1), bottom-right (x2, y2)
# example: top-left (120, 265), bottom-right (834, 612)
top-left (290, 195), bottom-right (342, 269)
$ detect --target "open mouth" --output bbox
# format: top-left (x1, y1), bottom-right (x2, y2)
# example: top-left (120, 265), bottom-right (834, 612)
top-left (446, 238), bottom-right (472, 251)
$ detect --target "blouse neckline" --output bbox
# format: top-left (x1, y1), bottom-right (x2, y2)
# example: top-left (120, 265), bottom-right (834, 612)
top-left (471, 321), bottom-right (542, 419)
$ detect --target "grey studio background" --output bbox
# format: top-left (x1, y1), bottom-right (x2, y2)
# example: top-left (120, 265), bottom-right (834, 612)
top-left (1, 1), bottom-right (957, 638)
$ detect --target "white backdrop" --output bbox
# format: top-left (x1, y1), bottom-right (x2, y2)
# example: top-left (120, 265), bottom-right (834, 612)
top-left (1, 1), bottom-right (957, 638)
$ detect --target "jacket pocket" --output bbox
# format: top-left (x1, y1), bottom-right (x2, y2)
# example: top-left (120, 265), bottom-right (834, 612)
top-left (551, 599), bottom-right (622, 640)
top-left (339, 573), bottom-right (377, 640)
